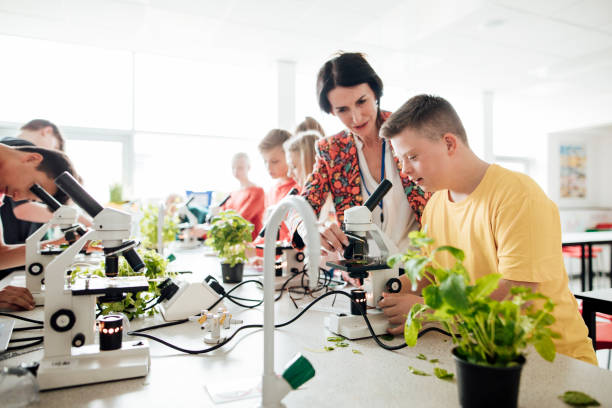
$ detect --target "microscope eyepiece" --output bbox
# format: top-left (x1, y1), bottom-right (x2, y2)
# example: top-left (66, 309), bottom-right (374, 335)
top-left (363, 179), bottom-right (392, 212)
top-left (55, 171), bottom-right (104, 217)
top-left (30, 184), bottom-right (60, 212)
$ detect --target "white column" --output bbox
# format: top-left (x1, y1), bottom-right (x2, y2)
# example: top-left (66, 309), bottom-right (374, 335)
top-left (483, 90), bottom-right (494, 162)
top-left (277, 60), bottom-right (296, 131)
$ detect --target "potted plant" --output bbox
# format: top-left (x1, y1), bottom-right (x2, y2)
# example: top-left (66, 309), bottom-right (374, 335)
top-left (139, 204), bottom-right (179, 251)
top-left (388, 231), bottom-right (559, 408)
top-left (205, 210), bottom-right (253, 283)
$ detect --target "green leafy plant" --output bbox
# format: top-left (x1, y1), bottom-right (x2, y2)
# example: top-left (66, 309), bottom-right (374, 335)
top-left (139, 204), bottom-right (179, 250)
top-left (70, 248), bottom-right (175, 320)
top-left (109, 182), bottom-right (123, 203)
top-left (205, 210), bottom-right (253, 267)
top-left (388, 230), bottom-right (560, 367)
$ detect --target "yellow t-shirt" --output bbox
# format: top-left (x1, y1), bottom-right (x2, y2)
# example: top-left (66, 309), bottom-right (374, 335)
top-left (422, 164), bottom-right (597, 365)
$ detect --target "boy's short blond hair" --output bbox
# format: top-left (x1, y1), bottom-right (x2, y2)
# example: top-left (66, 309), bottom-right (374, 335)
top-left (381, 94), bottom-right (468, 146)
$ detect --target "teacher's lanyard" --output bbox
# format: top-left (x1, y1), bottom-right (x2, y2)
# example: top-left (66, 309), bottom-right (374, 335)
top-left (359, 139), bottom-right (386, 223)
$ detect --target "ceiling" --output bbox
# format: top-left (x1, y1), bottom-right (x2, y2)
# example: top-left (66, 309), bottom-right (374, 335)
top-left (0, 0), bottom-right (611, 95)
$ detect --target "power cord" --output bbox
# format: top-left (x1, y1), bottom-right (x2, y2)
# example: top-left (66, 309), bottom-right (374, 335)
top-left (0, 312), bottom-right (43, 325)
top-left (127, 289), bottom-right (452, 354)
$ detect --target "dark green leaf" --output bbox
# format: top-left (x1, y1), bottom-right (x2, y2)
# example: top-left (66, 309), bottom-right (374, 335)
top-left (416, 353), bottom-right (427, 360)
top-left (558, 391), bottom-right (600, 406)
top-left (336, 342), bottom-right (349, 347)
top-left (429, 359), bottom-right (439, 363)
top-left (433, 367), bottom-right (454, 380)
top-left (433, 245), bottom-right (465, 262)
top-left (470, 273), bottom-right (502, 300)
top-left (324, 346), bottom-right (335, 351)
top-left (380, 334), bottom-right (394, 341)
top-left (327, 336), bottom-right (345, 342)
top-left (423, 285), bottom-right (442, 309)
top-left (408, 366), bottom-right (430, 376)
top-left (439, 274), bottom-right (469, 312)
top-left (533, 335), bottom-right (556, 362)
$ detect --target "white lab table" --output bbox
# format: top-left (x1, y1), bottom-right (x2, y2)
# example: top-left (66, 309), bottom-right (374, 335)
top-left (2, 245), bottom-right (612, 407)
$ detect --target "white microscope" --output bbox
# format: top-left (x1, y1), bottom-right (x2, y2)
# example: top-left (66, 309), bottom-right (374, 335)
top-left (177, 196), bottom-right (201, 249)
top-left (36, 172), bottom-right (150, 390)
top-left (324, 179), bottom-right (403, 339)
top-left (24, 184), bottom-right (90, 306)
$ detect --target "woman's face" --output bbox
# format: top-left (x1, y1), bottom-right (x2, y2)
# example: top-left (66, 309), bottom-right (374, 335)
top-left (327, 83), bottom-right (378, 139)
top-left (287, 150), bottom-right (303, 186)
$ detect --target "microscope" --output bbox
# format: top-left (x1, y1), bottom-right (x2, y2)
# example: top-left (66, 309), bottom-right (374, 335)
top-left (324, 179), bottom-right (403, 340)
top-left (177, 196), bottom-right (200, 249)
top-left (24, 184), bottom-right (91, 305)
top-left (256, 188), bottom-right (306, 290)
top-left (36, 172), bottom-right (150, 390)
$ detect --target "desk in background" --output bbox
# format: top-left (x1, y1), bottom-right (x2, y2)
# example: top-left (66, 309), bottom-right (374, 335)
top-left (562, 231), bottom-right (612, 291)
top-left (575, 288), bottom-right (612, 347)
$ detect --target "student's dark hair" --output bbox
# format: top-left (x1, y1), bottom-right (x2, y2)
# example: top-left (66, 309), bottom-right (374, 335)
top-left (21, 119), bottom-right (65, 151)
top-left (316, 52), bottom-right (384, 126)
top-left (294, 116), bottom-right (325, 138)
top-left (13, 146), bottom-right (78, 204)
top-left (381, 94), bottom-right (468, 146)
top-left (258, 129), bottom-right (292, 153)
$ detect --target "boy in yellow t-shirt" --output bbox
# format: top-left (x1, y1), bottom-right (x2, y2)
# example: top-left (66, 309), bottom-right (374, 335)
top-left (377, 94), bottom-right (597, 365)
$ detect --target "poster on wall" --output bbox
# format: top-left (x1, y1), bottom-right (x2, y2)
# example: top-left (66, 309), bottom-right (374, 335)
top-left (560, 144), bottom-right (587, 198)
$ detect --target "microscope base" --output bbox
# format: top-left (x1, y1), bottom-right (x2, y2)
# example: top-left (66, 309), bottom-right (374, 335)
top-left (324, 311), bottom-right (389, 340)
top-left (38, 340), bottom-right (150, 390)
top-left (33, 292), bottom-right (45, 306)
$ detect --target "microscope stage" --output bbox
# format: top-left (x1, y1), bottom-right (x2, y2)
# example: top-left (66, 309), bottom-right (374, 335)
top-left (70, 276), bottom-right (149, 296)
top-left (326, 259), bottom-right (390, 273)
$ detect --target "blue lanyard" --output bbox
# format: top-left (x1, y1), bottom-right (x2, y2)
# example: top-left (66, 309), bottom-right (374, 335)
top-left (359, 139), bottom-right (386, 222)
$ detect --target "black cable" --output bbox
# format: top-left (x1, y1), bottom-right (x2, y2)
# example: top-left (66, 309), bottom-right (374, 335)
top-left (127, 289), bottom-right (453, 354)
top-left (9, 336), bottom-right (43, 343)
top-left (13, 325), bottom-right (43, 332)
top-left (0, 312), bottom-right (43, 325)
top-left (130, 279), bottom-right (266, 334)
top-left (6, 338), bottom-right (43, 352)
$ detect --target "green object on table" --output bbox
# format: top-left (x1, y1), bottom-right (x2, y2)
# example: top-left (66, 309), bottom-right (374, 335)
top-left (282, 353), bottom-right (315, 390)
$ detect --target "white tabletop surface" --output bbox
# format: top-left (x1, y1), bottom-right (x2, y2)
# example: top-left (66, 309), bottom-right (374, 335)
top-left (562, 231), bottom-right (612, 245)
top-left (2, 245), bottom-right (612, 407)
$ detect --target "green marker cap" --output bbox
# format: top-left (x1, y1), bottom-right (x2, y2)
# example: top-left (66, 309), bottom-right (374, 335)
top-left (281, 353), bottom-right (315, 390)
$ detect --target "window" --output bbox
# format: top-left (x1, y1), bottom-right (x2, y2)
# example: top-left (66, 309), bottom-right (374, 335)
top-left (0, 35), bottom-right (133, 129)
top-left (134, 53), bottom-right (276, 139)
top-left (133, 133), bottom-right (268, 200)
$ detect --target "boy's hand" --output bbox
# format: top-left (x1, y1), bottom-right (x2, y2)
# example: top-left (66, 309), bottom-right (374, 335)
top-left (0, 286), bottom-right (35, 311)
top-left (378, 292), bottom-right (424, 335)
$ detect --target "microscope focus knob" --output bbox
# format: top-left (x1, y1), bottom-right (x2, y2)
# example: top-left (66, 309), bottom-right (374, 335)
top-left (50, 309), bottom-right (76, 332)
top-left (72, 333), bottom-right (86, 347)
top-left (28, 263), bottom-right (43, 276)
top-left (385, 278), bottom-right (402, 293)
top-left (295, 252), bottom-right (305, 262)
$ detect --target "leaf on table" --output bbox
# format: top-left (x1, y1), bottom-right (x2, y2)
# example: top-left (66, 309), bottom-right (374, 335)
top-left (558, 391), bottom-right (600, 406)
top-left (408, 366), bottom-right (430, 376)
top-left (433, 367), bottom-right (454, 381)
top-left (416, 353), bottom-right (427, 360)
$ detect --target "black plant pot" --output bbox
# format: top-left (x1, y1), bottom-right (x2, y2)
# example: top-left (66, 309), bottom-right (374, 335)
top-left (221, 263), bottom-right (244, 283)
top-left (452, 347), bottom-right (525, 408)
